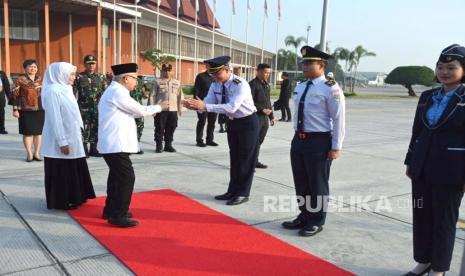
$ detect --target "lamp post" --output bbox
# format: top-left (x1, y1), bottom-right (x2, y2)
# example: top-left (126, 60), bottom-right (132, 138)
top-left (306, 25), bottom-right (311, 44)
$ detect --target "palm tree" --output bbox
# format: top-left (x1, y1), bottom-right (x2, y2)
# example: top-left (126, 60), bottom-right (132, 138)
top-left (284, 35), bottom-right (306, 73)
top-left (334, 47), bottom-right (353, 90)
top-left (277, 49), bottom-right (292, 71)
top-left (350, 45), bottom-right (376, 92)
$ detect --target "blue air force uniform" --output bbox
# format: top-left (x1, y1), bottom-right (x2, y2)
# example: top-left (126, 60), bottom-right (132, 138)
top-left (202, 56), bottom-right (259, 204)
top-left (283, 46), bottom-right (345, 236)
top-left (404, 44), bottom-right (465, 272)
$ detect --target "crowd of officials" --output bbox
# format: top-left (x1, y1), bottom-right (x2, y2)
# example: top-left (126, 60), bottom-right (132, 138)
top-left (1, 43), bottom-right (465, 275)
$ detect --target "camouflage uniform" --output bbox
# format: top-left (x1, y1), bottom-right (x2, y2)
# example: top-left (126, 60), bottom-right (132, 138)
top-left (130, 78), bottom-right (149, 141)
top-left (73, 72), bottom-right (107, 145)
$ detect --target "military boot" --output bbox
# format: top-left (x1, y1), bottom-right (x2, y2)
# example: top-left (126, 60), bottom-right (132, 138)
top-left (89, 143), bottom-right (102, 157)
top-left (83, 143), bottom-right (89, 158)
top-left (155, 142), bottom-right (164, 153)
top-left (164, 143), bottom-right (176, 153)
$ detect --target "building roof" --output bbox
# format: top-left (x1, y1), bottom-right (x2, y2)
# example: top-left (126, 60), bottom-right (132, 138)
top-left (113, 0), bottom-right (220, 29)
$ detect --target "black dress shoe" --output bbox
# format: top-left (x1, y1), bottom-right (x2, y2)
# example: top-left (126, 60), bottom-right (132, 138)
top-left (206, 141), bottom-right (218, 146)
top-left (219, 128), bottom-right (225, 133)
top-left (65, 204), bottom-right (79, 210)
top-left (164, 144), bottom-right (176, 152)
top-left (299, 225), bottom-right (323, 237)
top-left (155, 147), bottom-right (164, 153)
top-left (102, 211), bottom-right (133, 220)
top-left (108, 217), bottom-right (139, 228)
top-left (401, 265), bottom-right (431, 276)
top-left (286, 119), bottom-right (292, 122)
top-left (255, 162), bottom-right (268, 169)
top-left (278, 118), bottom-right (286, 122)
top-left (196, 141), bottom-right (207, 147)
top-left (226, 196), bottom-right (249, 205)
top-left (136, 150), bottom-right (144, 154)
top-left (281, 219), bottom-right (306, 229)
top-left (0, 130), bottom-right (8, 134)
top-left (214, 192), bottom-right (234, 200)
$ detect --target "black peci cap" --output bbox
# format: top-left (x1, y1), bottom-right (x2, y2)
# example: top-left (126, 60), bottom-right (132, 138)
top-left (111, 63), bottom-right (138, 75)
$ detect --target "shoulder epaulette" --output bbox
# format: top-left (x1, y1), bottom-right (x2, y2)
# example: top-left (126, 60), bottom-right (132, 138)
top-left (232, 78), bottom-right (241, 84)
top-left (324, 79), bottom-right (336, 87)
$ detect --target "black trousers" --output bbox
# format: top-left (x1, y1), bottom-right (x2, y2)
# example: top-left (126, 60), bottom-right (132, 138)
top-left (102, 153), bottom-right (135, 219)
top-left (411, 175), bottom-right (463, 271)
top-left (256, 114), bottom-right (269, 163)
top-left (0, 92), bottom-right (5, 131)
top-left (290, 133), bottom-right (332, 226)
top-left (154, 111), bottom-right (178, 144)
top-left (226, 113), bottom-right (259, 197)
top-left (280, 98), bottom-right (291, 120)
top-left (196, 111), bottom-right (217, 143)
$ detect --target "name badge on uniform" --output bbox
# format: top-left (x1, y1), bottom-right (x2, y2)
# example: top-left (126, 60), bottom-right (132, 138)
top-left (457, 102), bottom-right (465, 107)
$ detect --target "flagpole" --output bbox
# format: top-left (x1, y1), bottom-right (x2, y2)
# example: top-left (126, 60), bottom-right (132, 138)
top-left (156, 0), bottom-right (160, 77)
top-left (134, 0), bottom-right (138, 63)
top-left (320, 0), bottom-right (329, 53)
top-left (176, 0), bottom-right (180, 79)
top-left (260, 16), bottom-right (265, 63)
top-left (244, 0), bottom-right (250, 79)
top-left (274, 20), bottom-right (279, 88)
top-left (211, 0), bottom-right (216, 58)
top-left (113, 0), bottom-right (117, 64)
top-left (229, 0), bottom-right (233, 58)
top-left (194, 0), bottom-right (198, 81)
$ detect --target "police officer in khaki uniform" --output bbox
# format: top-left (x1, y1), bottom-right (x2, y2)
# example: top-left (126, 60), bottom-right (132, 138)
top-left (151, 64), bottom-right (184, 153)
top-left (74, 55), bottom-right (107, 157)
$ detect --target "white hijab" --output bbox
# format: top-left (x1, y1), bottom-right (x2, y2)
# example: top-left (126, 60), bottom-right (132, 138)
top-left (42, 62), bottom-right (83, 128)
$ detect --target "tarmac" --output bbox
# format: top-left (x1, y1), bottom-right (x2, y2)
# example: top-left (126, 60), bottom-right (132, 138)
top-left (1, 88), bottom-right (464, 275)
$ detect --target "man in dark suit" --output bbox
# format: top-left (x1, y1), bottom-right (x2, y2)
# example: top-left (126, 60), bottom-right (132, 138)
top-left (278, 72), bottom-right (292, 122)
top-left (193, 65), bottom-right (218, 147)
top-left (0, 71), bottom-right (10, 134)
top-left (250, 63), bottom-right (275, 169)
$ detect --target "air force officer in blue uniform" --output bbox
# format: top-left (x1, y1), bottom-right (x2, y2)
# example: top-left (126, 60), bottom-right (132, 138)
top-left (184, 56), bottom-right (259, 206)
top-left (403, 44), bottom-right (465, 276)
top-left (282, 46), bottom-right (345, 237)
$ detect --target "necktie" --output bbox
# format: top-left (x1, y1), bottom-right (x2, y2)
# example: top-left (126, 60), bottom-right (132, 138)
top-left (297, 80), bottom-right (313, 132)
top-left (221, 84), bottom-right (227, 104)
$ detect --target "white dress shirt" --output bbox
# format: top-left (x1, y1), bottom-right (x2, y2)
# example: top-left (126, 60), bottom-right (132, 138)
top-left (293, 75), bottom-right (346, 150)
top-left (203, 73), bottom-right (257, 118)
top-left (41, 84), bottom-right (85, 159)
top-left (98, 81), bottom-right (161, 154)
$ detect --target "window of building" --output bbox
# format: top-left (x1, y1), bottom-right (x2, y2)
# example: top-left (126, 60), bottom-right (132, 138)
top-left (0, 8), bottom-right (39, 41)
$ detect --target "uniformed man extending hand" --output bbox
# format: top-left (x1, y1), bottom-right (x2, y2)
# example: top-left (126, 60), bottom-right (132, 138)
top-left (282, 46), bottom-right (345, 237)
top-left (74, 55), bottom-right (107, 157)
top-left (184, 56), bottom-right (259, 206)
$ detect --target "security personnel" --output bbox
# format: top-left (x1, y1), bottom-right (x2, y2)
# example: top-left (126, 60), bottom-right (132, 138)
top-left (184, 56), bottom-right (259, 206)
top-left (193, 65), bottom-right (218, 147)
top-left (282, 46), bottom-right (345, 237)
top-left (250, 63), bottom-right (276, 169)
top-left (151, 64), bottom-right (184, 153)
top-left (403, 44), bottom-right (465, 276)
top-left (130, 77), bottom-right (149, 154)
top-left (74, 54), bottom-right (107, 157)
top-left (0, 71), bottom-right (10, 134)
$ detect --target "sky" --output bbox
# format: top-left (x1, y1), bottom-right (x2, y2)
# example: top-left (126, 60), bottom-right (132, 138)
top-left (207, 0), bottom-right (465, 73)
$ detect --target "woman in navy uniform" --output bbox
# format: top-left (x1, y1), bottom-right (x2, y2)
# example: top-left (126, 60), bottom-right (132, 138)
top-left (403, 44), bottom-right (465, 276)
top-left (281, 46), bottom-right (345, 237)
top-left (184, 56), bottom-right (259, 206)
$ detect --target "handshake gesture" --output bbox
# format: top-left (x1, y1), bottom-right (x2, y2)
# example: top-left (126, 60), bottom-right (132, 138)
top-left (183, 97), bottom-right (206, 111)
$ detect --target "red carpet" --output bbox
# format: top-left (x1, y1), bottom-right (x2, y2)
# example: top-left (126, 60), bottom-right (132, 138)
top-left (68, 189), bottom-right (353, 275)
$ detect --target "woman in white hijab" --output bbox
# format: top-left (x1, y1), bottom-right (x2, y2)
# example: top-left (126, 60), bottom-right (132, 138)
top-left (41, 62), bottom-right (95, 210)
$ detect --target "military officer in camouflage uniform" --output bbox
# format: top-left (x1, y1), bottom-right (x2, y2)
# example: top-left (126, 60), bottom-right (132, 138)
top-left (74, 55), bottom-right (107, 157)
top-left (130, 77), bottom-right (149, 154)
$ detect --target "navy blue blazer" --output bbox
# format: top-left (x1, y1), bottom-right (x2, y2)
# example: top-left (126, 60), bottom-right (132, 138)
top-left (405, 85), bottom-right (465, 190)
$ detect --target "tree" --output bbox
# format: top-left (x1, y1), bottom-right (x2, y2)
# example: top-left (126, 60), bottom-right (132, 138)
top-left (284, 35), bottom-right (306, 73)
top-left (349, 45), bottom-right (376, 92)
top-left (333, 47), bottom-right (353, 90)
top-left (385, 66), bottom-right (435, 96)
top-left (142, 48), bottom-right (176, 74)
top-left (277, 49), bottom-right (293, 71)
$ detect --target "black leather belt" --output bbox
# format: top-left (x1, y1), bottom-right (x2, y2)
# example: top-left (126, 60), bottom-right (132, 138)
top-left (228, 113), bottom-right (255, 121)
top-left (295, 131), bottom-right (331, 139)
